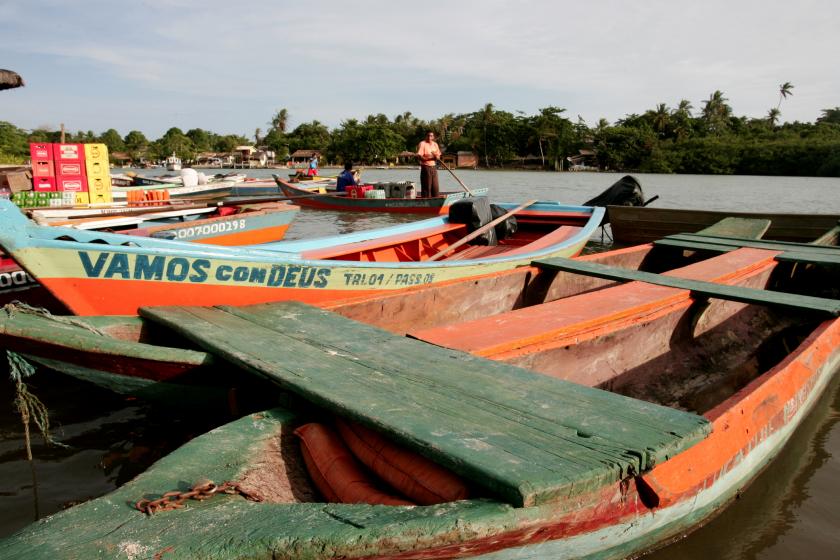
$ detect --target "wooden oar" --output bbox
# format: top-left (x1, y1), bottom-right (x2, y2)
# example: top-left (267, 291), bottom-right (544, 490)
top-left (436, 158), bottom-right (475, 196)
top-left (427, 199), bottom-right (538, 261)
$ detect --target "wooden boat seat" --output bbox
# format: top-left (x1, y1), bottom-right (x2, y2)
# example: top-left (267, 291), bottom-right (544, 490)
top-left (140, 301), bottom-right (711, 508)
top-left (534, 256), bottom-right (840, 316)
top-left (301, 222), bottom-right (467, 260)
top-left (443, 225), bottom-right (581, 261)
top-left (410, 248), bottom-right (785, 358)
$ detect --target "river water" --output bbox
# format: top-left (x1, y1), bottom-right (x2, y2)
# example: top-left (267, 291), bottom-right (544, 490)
top-left (1, 170), bottom-right (839, 557)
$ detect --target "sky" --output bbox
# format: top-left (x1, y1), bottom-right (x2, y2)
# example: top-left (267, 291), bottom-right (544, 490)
top-left (2, 0), bottom-right (839, 138)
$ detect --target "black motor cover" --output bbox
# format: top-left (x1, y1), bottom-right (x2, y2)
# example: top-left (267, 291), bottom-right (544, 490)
top-left (490, 204), bottom-right (517, 241)
top-left (448, 196), bottom-right (497, 245)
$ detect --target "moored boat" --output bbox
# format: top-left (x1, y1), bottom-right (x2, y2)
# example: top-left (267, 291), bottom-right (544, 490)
top-left (1, 228), bottom-right (838, 558)
top-left (0, 197), bottom-right (603, 315)
top-left (608, 205), bottom-right (840, 246)
top-left (276, 176), bottom-right (489, 214)
top-left (0, 201), bottom-right (300, 310)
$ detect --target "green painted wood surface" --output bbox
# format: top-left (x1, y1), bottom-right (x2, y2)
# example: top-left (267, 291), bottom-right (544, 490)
top-left (140, 302), bottom-right (710, 508)
top-left (695, 217), bottom-right (772, 238)
top-left (0, 308), bottom-right (213, 367)
top-left (665, 233), bottom-right (840, 255)
top-left (653, 238), bottom-right (735, 253)
top-left (775, 252), bottom-right (840, 267)
top-left (533, 258), bottom-right (840, 316)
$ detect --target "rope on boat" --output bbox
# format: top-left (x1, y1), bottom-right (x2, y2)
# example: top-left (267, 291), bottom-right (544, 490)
top-left (6, 349), bottom-right (66, 520)
top-left (2, 301), bottom-right (107, 336)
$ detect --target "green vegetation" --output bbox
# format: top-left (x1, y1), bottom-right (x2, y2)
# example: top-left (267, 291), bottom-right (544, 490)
top-left (2, 88), bottom-right (839, 176)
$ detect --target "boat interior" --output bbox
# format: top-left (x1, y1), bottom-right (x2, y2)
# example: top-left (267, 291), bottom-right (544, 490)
top-left (300, 210), bottom-right (593, 262)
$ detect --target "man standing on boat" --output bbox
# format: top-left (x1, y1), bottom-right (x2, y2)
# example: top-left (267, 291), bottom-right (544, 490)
top-left (416, 131), bottom-right (441, 198)
top-left (307, 154), bottom-right (319, 177)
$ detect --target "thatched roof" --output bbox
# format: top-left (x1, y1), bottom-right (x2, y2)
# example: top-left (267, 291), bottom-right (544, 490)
top-left (0, 70), bottom-right (24, 91)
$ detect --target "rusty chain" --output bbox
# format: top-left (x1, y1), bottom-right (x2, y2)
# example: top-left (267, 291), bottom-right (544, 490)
top-left (135, 479), bottom-right (261, 515)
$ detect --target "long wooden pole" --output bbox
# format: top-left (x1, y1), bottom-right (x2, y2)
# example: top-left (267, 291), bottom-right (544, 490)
top-left (427, 199), bottom-right (538, 261)
top-left (436, 158), bottom-right (475, 196)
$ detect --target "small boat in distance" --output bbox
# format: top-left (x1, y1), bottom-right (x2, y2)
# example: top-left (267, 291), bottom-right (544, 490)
top-left (165, 153), bottom-right (181, 171)
top-left (276, 176), bottom-right (489, 214)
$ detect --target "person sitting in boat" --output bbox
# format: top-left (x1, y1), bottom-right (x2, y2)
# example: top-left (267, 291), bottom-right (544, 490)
top-left (307, 155), bottom-right (319, 177)
top-left (416, 131), bottom-right (441, 198)
top-left (336, 162), bottom-right (360, 192)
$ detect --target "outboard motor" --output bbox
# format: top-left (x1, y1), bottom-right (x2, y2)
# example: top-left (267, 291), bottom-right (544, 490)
top-left (448, 196), bottom-right (497, 246)
top-left (583, 175), bottom-right (646, 225)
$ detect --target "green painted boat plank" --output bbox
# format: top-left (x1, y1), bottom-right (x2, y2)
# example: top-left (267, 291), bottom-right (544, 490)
top-left (653, 238), bottom-right (735, 253)
top-left (533, 258), bottom-right (840, 316)
top-left (140, 303), bottom-right (710, 507)
top-left (776, 251), bottom-right (840, 267)
top-left (695, 217), bottom-right (772, 239)
top-left (666, 233), bottom-right (840, 254)
top-left (219, 302), bottom-right (707, 461)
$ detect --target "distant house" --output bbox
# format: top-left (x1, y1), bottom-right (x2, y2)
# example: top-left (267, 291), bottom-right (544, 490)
top-left (566, 149), bottom-right (598, 171)
top-left (440, 151), bottom-right (478, 169)
top-left (110, 152), bottom-right (133, 167)
top-left (396, 150), bottom-right (417, 165)
top-left (289, 150), bottom-right (321, 166)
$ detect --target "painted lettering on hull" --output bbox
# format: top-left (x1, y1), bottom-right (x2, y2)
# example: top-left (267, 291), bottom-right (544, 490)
top-left (76, 251), bottom-right (331, 289)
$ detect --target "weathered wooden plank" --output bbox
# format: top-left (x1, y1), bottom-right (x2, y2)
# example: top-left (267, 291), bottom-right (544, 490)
top-left (695, 217), bottom-right (771, 239)
top-left (653, 238), bottom-right (735, 253)
top-left (533, 257), bottom-right (840, 316)
top-left (776, 252), bottom-right (840, 267)
top-left (667, 233), bottom-right (840, 255)
top-left (141, 303), bottom-right (711, 507)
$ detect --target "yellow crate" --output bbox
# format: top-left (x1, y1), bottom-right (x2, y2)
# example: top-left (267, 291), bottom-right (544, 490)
top-left (74, 192), bottom-right (90, 205)
top-left (87, 176), bottom-right (113, 204)
top-left (85, 159), bottom-right (110, 179)
top-left (84, 143), bottom-right (109, 165)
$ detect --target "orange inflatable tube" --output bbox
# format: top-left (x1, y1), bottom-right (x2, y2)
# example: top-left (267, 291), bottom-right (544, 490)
top-left (294, 423), bottom-right (414, 506)
top-left (335, 418), bottom-right (469, 505)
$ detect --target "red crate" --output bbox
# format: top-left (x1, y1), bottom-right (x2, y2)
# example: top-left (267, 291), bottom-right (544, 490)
top-left (56, 161), bottom-right (86, 176)
top-left (54, 143), bottom-right (85, 163)
top-left (348, 185), bottom-right (373, 198)
top-left (33, 176), bottom-right (56, 192)
top-left (56, 176), bottom-right (87, 192)
top-left (29, 143), bottom-right (53, 161)
top-left (31, 159), bottom-right (55, 178)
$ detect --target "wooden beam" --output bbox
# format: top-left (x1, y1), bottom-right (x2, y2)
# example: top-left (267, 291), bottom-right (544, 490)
top-left (533, 257), bottom-right (840, 316)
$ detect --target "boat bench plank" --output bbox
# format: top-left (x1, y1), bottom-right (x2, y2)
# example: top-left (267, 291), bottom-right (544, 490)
top-left (665, 233), bottom-right (840, 255)
top-left (695, 217), bottom-right (772, 239)
top-left (533, 258), bottom-right (840, 316)
top-left (653, 238), bottom-right (736, 253)
top-left (140, 301), bottom-right (711, 507)
top-left (775, 252), bottom-right (840, 267)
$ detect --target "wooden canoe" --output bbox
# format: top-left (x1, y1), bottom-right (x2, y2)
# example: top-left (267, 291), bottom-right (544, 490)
top-left (0, 198), bottom-right (603, 315)
top-left (0, 201), bottom-right (299, 311)
top-left (2, 233), bottom-right (838, 558)
top-left (608, 205), bottom-right (840, 246)
top-left (276, 176), bottom-right (490, 214)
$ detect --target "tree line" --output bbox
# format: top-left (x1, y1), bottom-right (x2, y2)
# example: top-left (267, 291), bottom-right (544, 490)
top-left (2, 88), bottom-right (840, 176)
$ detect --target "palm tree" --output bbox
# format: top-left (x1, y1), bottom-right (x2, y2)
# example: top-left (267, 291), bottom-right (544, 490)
top-left (702, 90), bottom-right (732, 133)
top-left (777, 82), bottom-right (794, 109)
top-left (767, 108), bottom-right (781, 127)
top-left (650, 103), bottom-right (671, 136)
top-left (270, 108), bottom-right (289, 133)
top-left (480, 103), bottom-right (495, 167)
